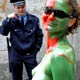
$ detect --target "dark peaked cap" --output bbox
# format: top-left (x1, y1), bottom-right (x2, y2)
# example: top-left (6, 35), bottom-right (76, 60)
top-left (10, 0), bottom-right (25, 5)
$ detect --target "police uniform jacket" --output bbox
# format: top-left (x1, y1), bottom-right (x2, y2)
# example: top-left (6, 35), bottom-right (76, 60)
top-left (0, 13), bottom-right (43, 54)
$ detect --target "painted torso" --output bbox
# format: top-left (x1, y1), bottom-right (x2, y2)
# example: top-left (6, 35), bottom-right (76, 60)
top-left (32, 37), bottom-right (75, 80)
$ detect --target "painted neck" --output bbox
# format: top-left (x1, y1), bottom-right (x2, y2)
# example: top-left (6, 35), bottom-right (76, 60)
top-left (47, 37), bottom-right (58, 49)
top-left (46, 33), bottom-right (68, 54)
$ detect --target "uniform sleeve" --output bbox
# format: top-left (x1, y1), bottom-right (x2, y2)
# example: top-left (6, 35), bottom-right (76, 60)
top-left (34, 18), bottom-right (43, 54)
top-left (0, 17), bottom-right (10, 36)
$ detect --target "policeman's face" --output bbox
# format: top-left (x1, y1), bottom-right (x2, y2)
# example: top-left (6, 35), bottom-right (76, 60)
top-left (14, 4), bottom-right (26, 16)
top-left (42, 0), bottom-right (71, 33)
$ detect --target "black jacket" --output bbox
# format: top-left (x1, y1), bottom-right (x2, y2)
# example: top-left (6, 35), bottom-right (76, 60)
top-left (0, 13), bottom-right (43, 54)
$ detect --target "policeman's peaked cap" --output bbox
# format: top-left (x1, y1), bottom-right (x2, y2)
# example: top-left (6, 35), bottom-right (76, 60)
top-left (10, 0), bottom-right (25, 6)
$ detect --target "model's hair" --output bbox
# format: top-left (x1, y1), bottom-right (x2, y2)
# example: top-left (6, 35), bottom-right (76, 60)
top-left (67, 0), bottom-right (79, 35)
top-left (77, 2), bottom-right (80, 25)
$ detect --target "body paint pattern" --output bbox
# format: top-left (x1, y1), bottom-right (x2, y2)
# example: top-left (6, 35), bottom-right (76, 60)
top-left (32, 0), bottom-right (75, 80)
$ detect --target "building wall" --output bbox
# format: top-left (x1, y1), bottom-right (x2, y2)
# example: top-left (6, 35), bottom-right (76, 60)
top-left (0, 0), bottom-right (80, 80)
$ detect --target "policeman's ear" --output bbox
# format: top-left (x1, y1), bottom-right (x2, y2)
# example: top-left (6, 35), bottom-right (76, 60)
top-left (68, 18), bottom-right (76, 27)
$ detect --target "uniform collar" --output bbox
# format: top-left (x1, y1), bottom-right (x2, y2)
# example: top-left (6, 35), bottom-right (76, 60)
top-left (26, 12), bottom-right (34, 21)
top-left (12, 12), bottom-right (32, 22)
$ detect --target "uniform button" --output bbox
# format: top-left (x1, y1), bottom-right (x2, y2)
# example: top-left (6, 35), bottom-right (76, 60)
top-left (26, 53), bottom-right (30, 55)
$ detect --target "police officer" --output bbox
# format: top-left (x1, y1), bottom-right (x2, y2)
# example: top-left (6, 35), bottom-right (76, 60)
top-left (0, 0), bottom-right (43, 80)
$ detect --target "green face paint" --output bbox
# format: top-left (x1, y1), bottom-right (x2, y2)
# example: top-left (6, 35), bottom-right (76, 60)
top-left (55, 0), bottom-right (70, 14)
top-left (48, 0), bottom-right (71, 38)
top-left (49, 18), bottom-right (70, 32)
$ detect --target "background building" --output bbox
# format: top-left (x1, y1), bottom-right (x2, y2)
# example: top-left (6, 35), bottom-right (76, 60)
top-left (0, 0), bottom-right (80, 80)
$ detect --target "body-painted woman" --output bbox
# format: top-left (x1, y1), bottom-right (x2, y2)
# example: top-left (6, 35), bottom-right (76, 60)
top-left (32, 0), bottom-right (78, 80)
